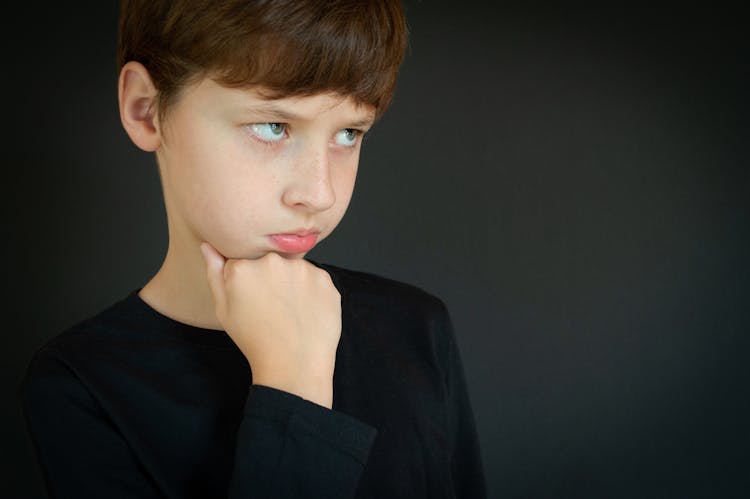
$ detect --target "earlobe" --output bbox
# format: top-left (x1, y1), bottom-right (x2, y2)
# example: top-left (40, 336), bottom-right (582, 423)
top-left (118, 61), bottom-right (161, 152)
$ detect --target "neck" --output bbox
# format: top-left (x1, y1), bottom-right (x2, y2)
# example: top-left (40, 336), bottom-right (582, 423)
top-left (138, 237), bottom-right (223, 331)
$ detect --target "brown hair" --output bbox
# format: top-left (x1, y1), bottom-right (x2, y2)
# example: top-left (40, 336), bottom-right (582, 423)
top-left (117, 0), bottom-right (408, 126)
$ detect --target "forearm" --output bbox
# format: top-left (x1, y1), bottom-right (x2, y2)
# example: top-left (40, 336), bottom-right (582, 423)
top-left (229, 385), bottom-right (377, 499)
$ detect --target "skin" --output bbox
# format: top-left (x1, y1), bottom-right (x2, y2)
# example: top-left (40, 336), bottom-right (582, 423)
top-left (118, 61), bottom-right (375, 408)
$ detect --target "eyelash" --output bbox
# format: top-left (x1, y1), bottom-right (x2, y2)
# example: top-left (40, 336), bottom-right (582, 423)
top-left (247, 123), bottom-right (365, 150)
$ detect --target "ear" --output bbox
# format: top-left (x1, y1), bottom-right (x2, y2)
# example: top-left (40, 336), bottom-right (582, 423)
top-left (118, 61), bottom-right (161, 152)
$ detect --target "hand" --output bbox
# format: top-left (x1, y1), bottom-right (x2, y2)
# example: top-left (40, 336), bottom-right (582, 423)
top-left (200, 242), bottom-right (341, 409)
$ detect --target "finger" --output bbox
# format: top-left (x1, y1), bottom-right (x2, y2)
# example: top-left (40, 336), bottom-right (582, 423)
top-left (199, 242), bottom-right (227, 314)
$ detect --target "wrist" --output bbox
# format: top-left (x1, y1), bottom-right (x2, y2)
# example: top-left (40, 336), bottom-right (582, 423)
top-left (252, 373), bottom-right (333, 409)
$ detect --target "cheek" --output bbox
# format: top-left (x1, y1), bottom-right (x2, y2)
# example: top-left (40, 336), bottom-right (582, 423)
top-left (330, 162), bottom-right (359, 218)
top-left (206, 167), bottom-right (280, 230)
top-left (177, 125), bottom-right (276, 205)
top-left (195, 180), bottom-right (279, 259)
top-left (317, 166), bottom-right (357, 242)
top-left (338, 156), bottom-right (359, 198)
top-left (170, 127), bottom-right (280, 235)
top-left (336, 170), bottom-right (357, 206)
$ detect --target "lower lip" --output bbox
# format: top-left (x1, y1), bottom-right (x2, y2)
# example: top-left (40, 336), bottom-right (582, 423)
top-left (268, 233), bottom-right (319, 253)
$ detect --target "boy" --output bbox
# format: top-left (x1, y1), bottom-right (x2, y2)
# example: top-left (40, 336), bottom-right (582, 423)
top-left (21, 1), bottom-right (487, 498)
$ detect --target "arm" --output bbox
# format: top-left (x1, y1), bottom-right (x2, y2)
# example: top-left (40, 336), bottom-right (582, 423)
top-left (21, 348), bottom-right (164, 499)
top-left (199, 245), bottom-right (379, 496)
top-left (230, 385), bottom-right (377, 498)
top-left (437, 303), bottom-right (488, 499)
top-left (22, 349), bottom-right (377, 499)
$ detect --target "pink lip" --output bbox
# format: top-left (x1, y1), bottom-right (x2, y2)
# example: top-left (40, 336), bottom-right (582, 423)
top-left (268, 231), bottom-right (319, 253)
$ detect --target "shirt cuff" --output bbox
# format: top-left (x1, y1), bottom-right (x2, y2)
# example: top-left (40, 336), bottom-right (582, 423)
top-left (245, 384), bottom-right (378, 464)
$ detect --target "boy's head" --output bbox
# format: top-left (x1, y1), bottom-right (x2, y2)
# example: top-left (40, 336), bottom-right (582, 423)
top-left (118, 0), bottom-right (407, 130)
top-left (116, 0), bottom-right (408, 262)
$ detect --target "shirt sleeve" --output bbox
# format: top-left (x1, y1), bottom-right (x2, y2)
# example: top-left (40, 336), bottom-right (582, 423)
top-left (436, 302), bottom-right (488, 499)
top-left (229, 385), bottom-right (378, 498)
top-left (20, 348), bottom-right (164, 499)
top-left (21, 348), bottom-right (378, 499)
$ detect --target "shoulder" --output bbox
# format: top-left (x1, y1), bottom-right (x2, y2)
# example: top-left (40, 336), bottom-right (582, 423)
top-left (314, 261), bottom-right (446, 306)
top-left (20, 304), bottom-right (120, 413)
top-left (311, 261), bottom-right (451, 324)
top-left (22, 291), bottom-right (146, 382)
top-left (311, 262), bottom-right (459, 390)
top-left (37, 292), bottom-right (138, 353)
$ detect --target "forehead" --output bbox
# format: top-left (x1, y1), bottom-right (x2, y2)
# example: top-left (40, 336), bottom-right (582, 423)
top-left (179, 77), bottom-right (376, 124)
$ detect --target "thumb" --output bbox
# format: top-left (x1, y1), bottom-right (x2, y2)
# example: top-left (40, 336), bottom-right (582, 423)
top-left (199, 242), bottom-right (227, 317)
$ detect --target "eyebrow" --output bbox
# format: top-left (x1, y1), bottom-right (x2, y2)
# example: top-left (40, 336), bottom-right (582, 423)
top-left (244, 103), bottom-right (375, 128)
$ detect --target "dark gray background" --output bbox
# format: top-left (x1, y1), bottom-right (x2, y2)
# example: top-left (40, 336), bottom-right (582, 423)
top-left (6, 2), bottom-right (749, 498)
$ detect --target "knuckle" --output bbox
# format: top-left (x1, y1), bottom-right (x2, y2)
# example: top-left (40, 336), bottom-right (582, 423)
top-left (224, 259), bottom-right (249, 281)
top-left (265, 251), bottom-right (282, 262)
top-left (223, 260), bottom-right (236, 280)
top-left (215, 305), bottom-right (228, 324)
top-left (311, 265), bottom-right (328, 279)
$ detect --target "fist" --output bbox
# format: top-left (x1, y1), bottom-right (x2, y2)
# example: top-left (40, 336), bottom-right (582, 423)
top-left (200, 242), bottom-right (341, 408)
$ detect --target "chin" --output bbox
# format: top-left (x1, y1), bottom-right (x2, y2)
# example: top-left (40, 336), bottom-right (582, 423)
top-left (278, 251), bottom-right (309, 260)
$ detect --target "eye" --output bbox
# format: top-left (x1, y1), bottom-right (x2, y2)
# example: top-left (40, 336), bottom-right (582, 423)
top-left (333, 128), bottom-right (361, 148)
top-left (250, 123), bottom-right (287, 142)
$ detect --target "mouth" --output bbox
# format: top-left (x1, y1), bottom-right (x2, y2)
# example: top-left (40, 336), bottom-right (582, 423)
top-left (268, 229), bottom-right (320, 254)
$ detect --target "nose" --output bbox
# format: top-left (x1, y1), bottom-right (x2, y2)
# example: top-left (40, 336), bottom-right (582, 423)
top-left (282, 146), bottom-right (336, 213)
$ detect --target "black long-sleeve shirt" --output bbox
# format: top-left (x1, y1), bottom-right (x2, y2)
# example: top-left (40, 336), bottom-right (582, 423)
top-left (21, 262), bottom-right (486, 498)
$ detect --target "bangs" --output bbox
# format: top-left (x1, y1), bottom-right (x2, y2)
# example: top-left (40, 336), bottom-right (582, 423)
top-left (171, 1), bottom-right (408, 117)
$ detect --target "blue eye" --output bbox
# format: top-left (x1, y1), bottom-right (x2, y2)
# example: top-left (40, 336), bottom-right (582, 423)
top-left (250, 123), bottom-right (287, 142)
top-left (334, 128), bottom-right (360, 147)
